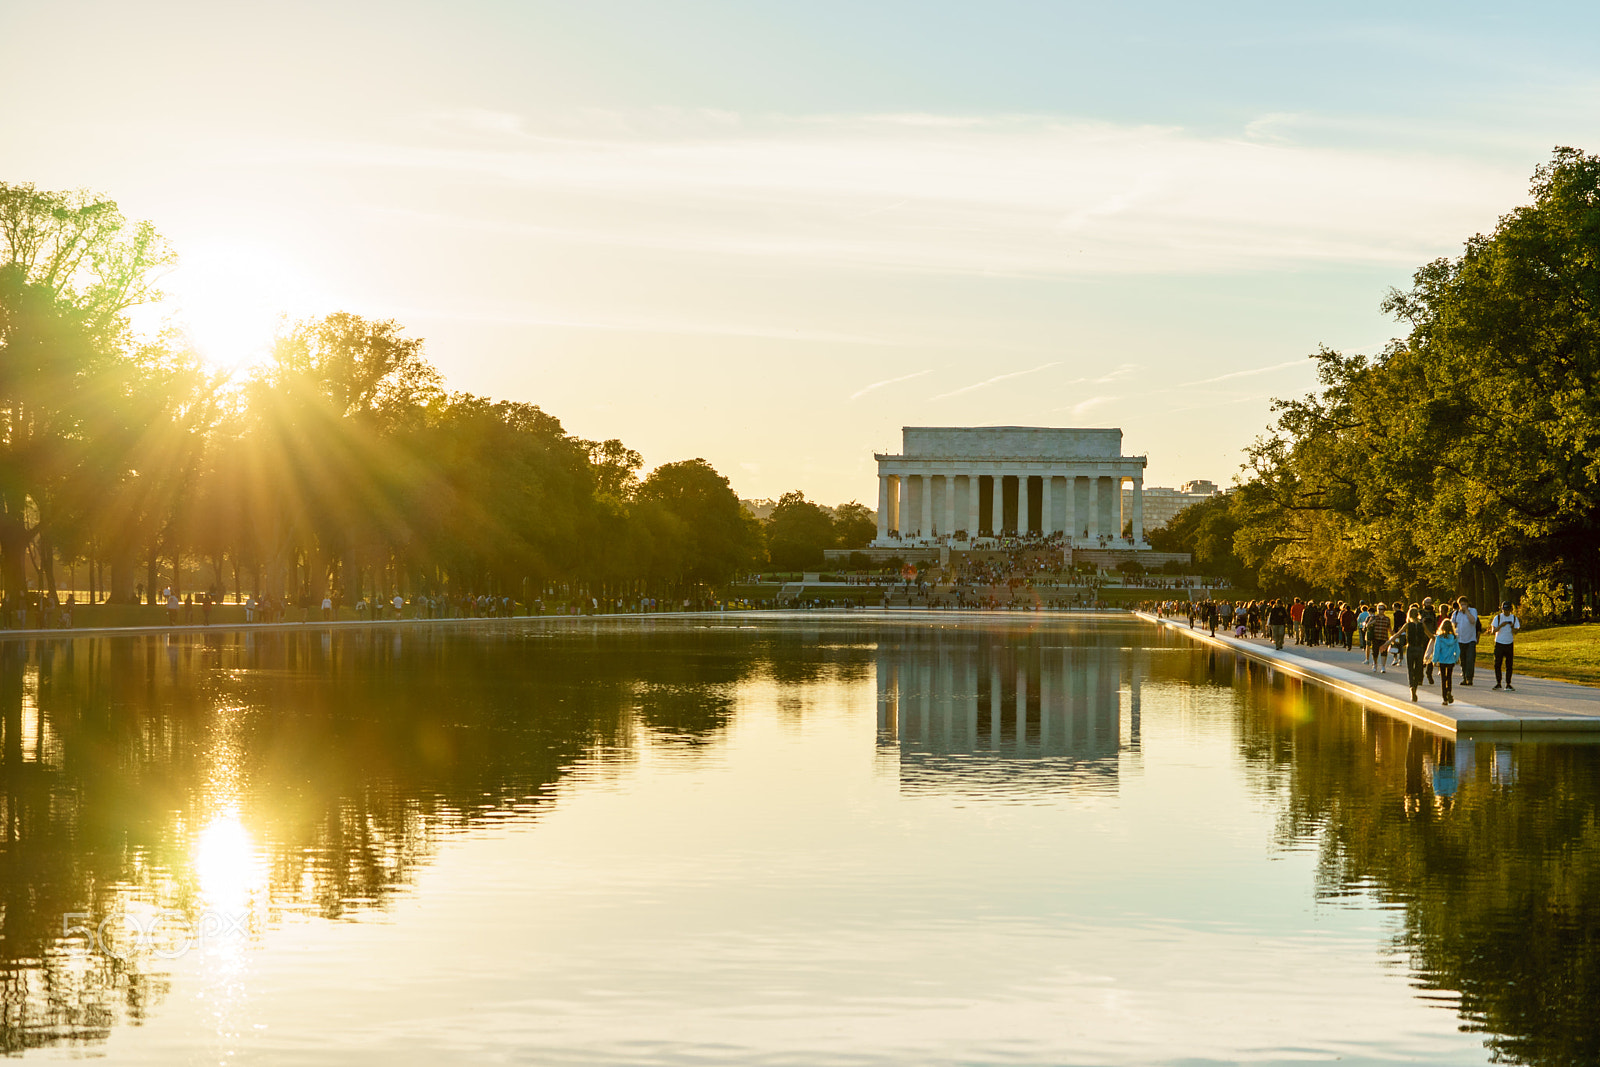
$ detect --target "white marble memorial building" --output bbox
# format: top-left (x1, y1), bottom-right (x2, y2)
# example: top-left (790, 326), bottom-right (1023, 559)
top-left (872, 426), bottom-right (1148, 548)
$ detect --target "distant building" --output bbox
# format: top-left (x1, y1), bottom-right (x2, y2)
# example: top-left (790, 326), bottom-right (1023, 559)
top-left (871, 425), bottom-right (1150, 547)
top-left (1123, 479), bottom-right (1222, 531)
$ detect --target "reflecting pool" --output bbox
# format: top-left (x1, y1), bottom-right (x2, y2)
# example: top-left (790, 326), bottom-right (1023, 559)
top-left (2, 615), bottom-right (1598, 1065)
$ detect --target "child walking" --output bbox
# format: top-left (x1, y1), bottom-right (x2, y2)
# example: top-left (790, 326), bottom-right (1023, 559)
top-left (1432, 619), bottom-right (1461, 706)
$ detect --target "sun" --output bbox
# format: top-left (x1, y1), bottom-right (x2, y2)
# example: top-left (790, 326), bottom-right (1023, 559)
top-left (167, 239), bottom-right (325, 374)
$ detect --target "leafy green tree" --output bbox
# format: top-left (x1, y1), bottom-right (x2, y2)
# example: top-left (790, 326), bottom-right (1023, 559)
top-left (1231, 148), bottom-right (1600, 610)
top-left (0, 184), bottom-right (174, 600)
top-left (832, 501), bottom-right (877, 549)
top-left (1148, 494), bottom-right (1254, 588)
top-left (635, 459), bottom-right (761, 588)
top-left (587, 439), bottom-right (643, 501)
top-left (766, 491), bottom-right (835, 570)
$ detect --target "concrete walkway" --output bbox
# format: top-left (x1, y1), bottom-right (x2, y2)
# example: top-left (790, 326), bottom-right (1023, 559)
top-left (1138, 611), bottom-right (1600, 737)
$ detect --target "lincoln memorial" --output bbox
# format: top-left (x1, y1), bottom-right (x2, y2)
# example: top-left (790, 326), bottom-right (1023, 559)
top-left (873, 426), bottom-right (1149, 549)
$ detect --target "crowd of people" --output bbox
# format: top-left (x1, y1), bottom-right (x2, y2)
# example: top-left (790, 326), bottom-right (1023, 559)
top-left (1150, 595), bottom-right (1526, 706)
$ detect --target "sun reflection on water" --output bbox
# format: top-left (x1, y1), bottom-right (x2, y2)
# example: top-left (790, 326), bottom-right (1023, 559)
top-left (195, 811), bottom-right (268, 922)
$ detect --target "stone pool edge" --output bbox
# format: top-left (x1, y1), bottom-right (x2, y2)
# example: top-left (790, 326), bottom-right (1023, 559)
top-left (1135, 611), bottom-right (1600, 738)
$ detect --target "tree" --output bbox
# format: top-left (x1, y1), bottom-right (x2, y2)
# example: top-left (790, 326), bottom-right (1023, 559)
top-left (587, 439), bottom-right (643, 501)
top-left (1233, 148), bottom-right (1600, 610)
top-left (832, 501), bottom-right (877, 549)
top-left (0, 184), bottom-right (174, 600)
top-left (765, 491), bottom-right (835, 570)
top-left (635, 459), bottom-right (761, 588)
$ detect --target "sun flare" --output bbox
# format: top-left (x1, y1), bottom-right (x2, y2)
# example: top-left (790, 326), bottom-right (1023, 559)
top-left (168, 240), bottom-right (325, 374)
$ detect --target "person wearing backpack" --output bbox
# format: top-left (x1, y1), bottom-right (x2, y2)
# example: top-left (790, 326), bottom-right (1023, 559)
top-left (1267, 598), bottom-right (1289, 650)
top-left (1395, 605), bottom-right (1430, 702)
top-left (1490, 601), bottom-right (1521, 691)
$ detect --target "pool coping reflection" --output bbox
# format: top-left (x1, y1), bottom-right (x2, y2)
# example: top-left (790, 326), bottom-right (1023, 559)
top-left (1138, 611), bottom-right (1600, 738)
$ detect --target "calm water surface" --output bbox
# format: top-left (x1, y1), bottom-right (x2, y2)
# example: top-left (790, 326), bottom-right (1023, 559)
top-left (2, 615), bottom-right (1598, 1065)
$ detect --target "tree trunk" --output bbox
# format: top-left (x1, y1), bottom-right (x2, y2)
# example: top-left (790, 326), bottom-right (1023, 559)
top-left (0, 521), bottom-right (26, 604)
top-left (307, 542), bottom-right (328, 598)
top-left (39, 534), bottom-right (58, 597)
top-left (108, 545), bottom-right (138, 604)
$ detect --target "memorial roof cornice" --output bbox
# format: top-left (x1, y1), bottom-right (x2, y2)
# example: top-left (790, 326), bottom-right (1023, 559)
top-left (875, 453), bottom-right (1148, 464)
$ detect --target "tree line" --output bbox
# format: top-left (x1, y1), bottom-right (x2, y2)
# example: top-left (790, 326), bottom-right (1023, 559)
top-left (0, 182), bottom-right (876, 608)
top-left (1154, 148), bottom-right (1600, 621)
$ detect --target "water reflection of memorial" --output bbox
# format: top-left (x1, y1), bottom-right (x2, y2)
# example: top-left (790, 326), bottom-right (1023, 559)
top-left (875, 628), bottom-right (1142, 796)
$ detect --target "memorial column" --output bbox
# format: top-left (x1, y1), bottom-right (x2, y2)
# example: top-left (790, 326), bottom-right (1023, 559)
top-left (968, 475), bottom-right (980, 539)
top-left (1087, 475), bottom-right (1100, 540)
top-left (1041, 473), bottom-right (1054, 537)
top-left (1018, 471), bottom-right (1031, 536)
top-left (1064, 473), bottom-right (1077, 544)
top-left (1132, 474), bottom-right (1145, 545)
top-left (920, 472), bottom-right (934, 539)
top-left (877, 474), bottom-right (891, 543)
top-left (943, 472), bottom-right (956, 539)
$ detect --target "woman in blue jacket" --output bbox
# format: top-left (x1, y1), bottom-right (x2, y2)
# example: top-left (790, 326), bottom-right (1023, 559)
top-left (1432, 619), bottom-right (1462, 706)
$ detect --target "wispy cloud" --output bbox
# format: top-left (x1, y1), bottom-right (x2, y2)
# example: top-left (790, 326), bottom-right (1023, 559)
top-left (394, 302), bottom-right (901, 346)
top-left (931, 361), bottom-right (1061, 401)
top-left (1078, 363), bottom-right (1140, 384)
top-left (849, 368), bottom-right (931, 401)
top-left (1068, 395), bottom-right (1119, 417)
top-left (1171, 392), bottom-right (1276, 414)
top-left (1177, 358), bottom-right (1307, 388)
top-left (270, 111), bottom-right (1526, 279)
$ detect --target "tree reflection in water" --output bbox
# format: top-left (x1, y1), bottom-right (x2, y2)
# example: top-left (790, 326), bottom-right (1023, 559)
top-left (2, 623), bottom-right (1599, 1065)
top-left (1213, 649), bottom-right (1600, 1067)
top-left (0, 624), bottom-right (766, 1052)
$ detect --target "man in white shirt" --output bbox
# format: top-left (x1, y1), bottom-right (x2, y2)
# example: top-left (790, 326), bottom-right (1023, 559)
top-left (1452, 596), bottom-right (1480, 685)
top-left (1490, 601), bottom-right (1520, 691)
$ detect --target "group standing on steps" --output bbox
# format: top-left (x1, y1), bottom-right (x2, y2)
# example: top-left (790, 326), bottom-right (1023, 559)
top-left (1150, 593), bottom-right (1525, 707)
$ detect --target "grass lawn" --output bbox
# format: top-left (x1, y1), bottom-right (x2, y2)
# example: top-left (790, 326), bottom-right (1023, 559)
top-left (1508, 624), bottom-right (1600, 687)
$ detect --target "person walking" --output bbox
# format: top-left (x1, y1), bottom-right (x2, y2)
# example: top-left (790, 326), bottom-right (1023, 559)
top-left (1367, 603), bottom-right (1391, 673)
top-left (1397, 605), bottom-right (1429, 701)
top-left (1267, 598), bottom-right (1289, 650)
top-left (1420, 598), bottom-right (1439, 685)
top-left (1433, 618), bottom-right (1461, 705)
top-left (1491, 601), bottom-right (1520, 691)
top-left (1290, 597), bottom-right (1305, 644)
top-left (1451, 596), bottom-right (1480, 686)
top-left (1339, 602), bottom-right (1357, 651)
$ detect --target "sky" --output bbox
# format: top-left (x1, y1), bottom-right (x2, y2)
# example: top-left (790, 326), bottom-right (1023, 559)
top-left (4, 0), bottom-right (1599, 503)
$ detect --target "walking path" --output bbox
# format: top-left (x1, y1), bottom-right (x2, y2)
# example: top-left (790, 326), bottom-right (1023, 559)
top-left (1139, 611), bottom-right (1600, 737)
